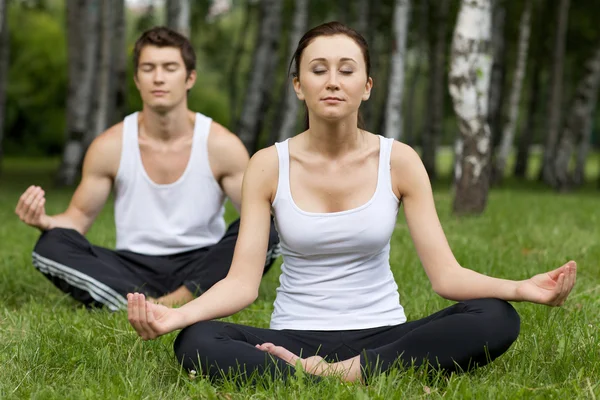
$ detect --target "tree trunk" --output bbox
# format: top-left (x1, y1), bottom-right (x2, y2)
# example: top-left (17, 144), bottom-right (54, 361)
top-left (274, 0), bottom-right (308, 142)
top-left (404, 0), bottom-right (427, 147)
top-left (573, 83), bottom-right (598, 186)
top-left (514, 0), bottom-right (549, 178)
top-left (113, 0), bottom-right (127, 123)
top-left (56, 0), bottom-right (101, 186)
top-left (363, 0), bottom-right (382, 130)
top-left (553, 43), bottom-right (600, 190)
top-left (449, 0), bottom-right (493, 215)
top-left (236, 0), bottom-right (282, 153)
top-left (0, 0), bottom-right (8, 169)
top-left (421, 0), bottom-right (450, 180)
top-left (540, 0), bottom-right (570, 186)
top-left (487, 0), bottom-right (506, 148)
top-left (355, 0), bottom-right (369, 36)
top-left (384, 0), bottom-right (411, 140)
top-left (167, 0), bottom-right (191, 38)
top-left (493, 0), bottom-right (532, 182)
top-left (227, 0), bottom-right (253, 125)
top-left (91, 0), bottom-right (114, 141)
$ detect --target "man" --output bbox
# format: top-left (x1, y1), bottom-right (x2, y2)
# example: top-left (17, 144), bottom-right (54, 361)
top-left (14, 26), bottom-right (279, 310)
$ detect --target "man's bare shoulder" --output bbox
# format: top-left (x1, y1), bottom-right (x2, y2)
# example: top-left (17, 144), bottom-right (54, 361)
top-left (84, 122), bottom-right (124, 177)
top-left (207, 122), bottom-right (248, 157)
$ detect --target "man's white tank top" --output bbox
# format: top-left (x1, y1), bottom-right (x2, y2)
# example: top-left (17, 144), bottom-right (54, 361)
top-left (270, 135), bottom-right (407, 330)
top-left (113, 112), bottom-right (226, 256)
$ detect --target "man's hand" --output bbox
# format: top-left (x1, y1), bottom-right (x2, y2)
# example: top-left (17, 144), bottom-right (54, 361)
top-left (15, 186), bottom-right (53, 231)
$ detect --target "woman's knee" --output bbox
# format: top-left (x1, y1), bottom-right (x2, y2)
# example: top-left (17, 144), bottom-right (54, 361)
top-left (173, 320), bottom-right (222, 371)
top-left (467, 298), bottom-right (521, 344)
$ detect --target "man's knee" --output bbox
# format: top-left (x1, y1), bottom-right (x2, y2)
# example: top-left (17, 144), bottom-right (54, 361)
top-left (33, 228), bottom-right (86, 259)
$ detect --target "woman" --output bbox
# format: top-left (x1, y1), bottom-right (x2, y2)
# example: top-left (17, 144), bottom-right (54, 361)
top-left (127, 22), bottom-right (577, 383)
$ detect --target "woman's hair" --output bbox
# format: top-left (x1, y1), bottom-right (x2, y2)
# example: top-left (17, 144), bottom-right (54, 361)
top-left (288, 21), bottom-right (371, 130)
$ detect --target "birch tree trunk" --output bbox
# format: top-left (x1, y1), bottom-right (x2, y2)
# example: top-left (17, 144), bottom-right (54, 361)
top-left (113, 0), bottom-right (127, 123)
top-left (56, 0), bottom-right (101, 186)
top-left (91, 0), bottom-right (113, 141)
top-left (227, 0), bottom-right (253, 124)
top-left (384, 0), bottom-right (411, 140)
top-left (363, 0), bottom-right (382, 129)
top-left (487, 0), bottom-right (506, 146)
top-left (0, 0), bottom-right (8, 168)
top-left (540, 0), bottom-right (570, 186)
top-left (553, 43), bottom-right (600, 190)
top-left (276, 0), bottom-right (308, 142)
top-left (449, 0), bottom-right (493, 215)
top-left (422, 0), bottom-right (450, 179)
top-left (493, 0), bottom-right (532, 181)
top-left (236, 0), bottom-right (282, 153)
top-left (167, 0), bottom-right (191, 38)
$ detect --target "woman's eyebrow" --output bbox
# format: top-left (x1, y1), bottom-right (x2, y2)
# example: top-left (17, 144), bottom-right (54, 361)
top-left (308, 57), bottom-right (357, 64)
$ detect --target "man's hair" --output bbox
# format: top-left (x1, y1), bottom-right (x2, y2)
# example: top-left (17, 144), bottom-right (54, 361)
top-left (133, 26), bottom-right (196, 77)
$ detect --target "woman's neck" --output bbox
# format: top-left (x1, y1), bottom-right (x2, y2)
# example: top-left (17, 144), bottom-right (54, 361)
top-left (304, 114), bottom-right (366, 158)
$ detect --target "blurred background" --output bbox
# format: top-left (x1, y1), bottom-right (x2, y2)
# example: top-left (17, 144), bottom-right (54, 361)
top-left (0, 0), bottom-right (599, 214)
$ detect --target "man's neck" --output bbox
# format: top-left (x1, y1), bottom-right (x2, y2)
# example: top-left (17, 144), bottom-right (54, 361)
top-left (139, 105), bottom-right (194, 142)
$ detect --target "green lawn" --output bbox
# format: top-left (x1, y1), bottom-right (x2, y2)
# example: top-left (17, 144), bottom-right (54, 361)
top-left (0, 156), bottom-right (599, 399)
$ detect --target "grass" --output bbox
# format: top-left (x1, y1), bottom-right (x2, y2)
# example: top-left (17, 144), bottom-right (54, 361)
top-left (0, 155), bottom-right (599, 399)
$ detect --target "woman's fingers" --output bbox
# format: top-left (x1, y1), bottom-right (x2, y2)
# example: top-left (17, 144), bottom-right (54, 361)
top-left (558, 263), bottom-right (577, 306)
top-left (552, 273), bottom-right (566, 306)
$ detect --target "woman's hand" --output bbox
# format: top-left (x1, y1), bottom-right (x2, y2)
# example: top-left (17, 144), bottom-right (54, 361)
top-left (515, 261), bottom-right (577, 306)
top-left (127, 293), bottom-right (187, 340)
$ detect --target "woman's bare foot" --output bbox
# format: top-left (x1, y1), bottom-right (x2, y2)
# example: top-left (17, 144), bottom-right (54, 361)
top-left (255, 342), bottom-right (362, 381)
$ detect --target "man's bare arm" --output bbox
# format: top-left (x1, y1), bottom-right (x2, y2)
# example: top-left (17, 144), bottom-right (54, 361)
top-left (15, 125), bottom-right (122, 235)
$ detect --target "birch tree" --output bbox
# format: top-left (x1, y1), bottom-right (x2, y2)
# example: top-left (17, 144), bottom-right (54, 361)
top-left (236, 0), bottom-right (282, 153)
top-left (0, 0), bottom-right (8, 167)
top-left (493, 0), bottom-right (532, 181)
top-left (540, 0), bottom-right (570, 186)
top-left (422, 0), bottom-right (450, 179)
top-left (167, 0), bottom-right (191, 38)
top-left (384, 0), bottom-right (411, 140)
top-left (276, 0), bottom-right (308, 142)
top-left (553, 43), bottom-right (600, 190)
top-left (449, 0), bottom-right (493, 215)
top-left (56, 0), bottom-right (101, 186)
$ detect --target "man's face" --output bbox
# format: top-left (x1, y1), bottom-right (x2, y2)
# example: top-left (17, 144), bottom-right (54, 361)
top-left (134, 45), bottom-right (196, 112)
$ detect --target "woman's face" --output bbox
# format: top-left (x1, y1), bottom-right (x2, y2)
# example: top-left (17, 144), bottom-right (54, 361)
top-left (294, 35), bottom-right (372, 124)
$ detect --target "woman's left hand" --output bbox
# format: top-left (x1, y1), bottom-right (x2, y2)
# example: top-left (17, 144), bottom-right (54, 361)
top-left (515, 261), bottom-right (577, 306)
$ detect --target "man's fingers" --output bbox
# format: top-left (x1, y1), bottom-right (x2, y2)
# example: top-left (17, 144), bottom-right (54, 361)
top-left (136, 293), bottom-right (150, 339)
top-left (24, 195), bottom-right (42, 222)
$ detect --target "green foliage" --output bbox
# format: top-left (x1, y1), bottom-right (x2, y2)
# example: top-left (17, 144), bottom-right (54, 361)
top-left (4, 3), bottom-right (67, 156)
top-left (1, 157), bottom-right (600, 398)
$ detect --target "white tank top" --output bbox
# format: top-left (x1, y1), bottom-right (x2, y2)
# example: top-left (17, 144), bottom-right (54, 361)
top-left (113, 112), bottom-right (226, 256)
top-left (270, 135), bottom-right (407, 330)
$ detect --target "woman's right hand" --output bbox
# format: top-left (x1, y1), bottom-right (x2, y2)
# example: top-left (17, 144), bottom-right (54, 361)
top-left (127, 293), bottom-right (188, 340)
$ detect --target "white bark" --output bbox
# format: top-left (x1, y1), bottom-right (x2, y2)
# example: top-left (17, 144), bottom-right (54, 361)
top-left (384, 0), bottom-right (411, 140)
top-left (92, 0), bottom-right (114, 141)
top-left (167, 0), bottom-right (191, 38)
top-left (540, 0), bottom-right (570, 185)
top-left (494, 0), bottom-right (531, 179)
top-left (237, 0), bottom-right (282, 153)
top-left (448, 0), bottom-right (493, 215)
top-left (57, 0), bottom-right (101, 186)
top-left (554, 43), bottom-right (600, 190)
top-left (277, 0), bottom-right (308, 142)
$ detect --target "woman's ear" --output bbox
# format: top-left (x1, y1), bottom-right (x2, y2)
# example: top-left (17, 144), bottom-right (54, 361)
top-left (362, 77), bottom-right (373, 101)
top-left (293, 76), bottom-right (305, 101)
